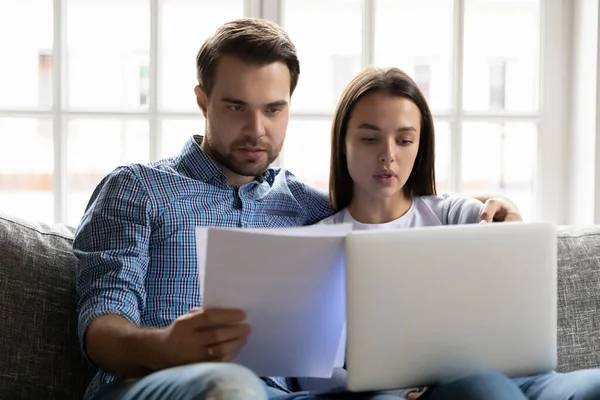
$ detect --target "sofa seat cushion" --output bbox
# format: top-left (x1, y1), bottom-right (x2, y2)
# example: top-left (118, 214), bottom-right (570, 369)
top-left (0, 213), bottom-right (96, 399)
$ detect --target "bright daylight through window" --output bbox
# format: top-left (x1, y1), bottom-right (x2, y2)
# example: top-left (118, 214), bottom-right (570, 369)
top-left (0, 0), bottom-right (541, 226)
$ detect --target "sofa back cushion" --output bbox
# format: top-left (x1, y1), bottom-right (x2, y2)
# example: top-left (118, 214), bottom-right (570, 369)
top-left (557, 226), bottom-right (600, 373)
top-left (1, 211), bottom-right (600, 397)
top-left (0, 213), bottom-right (96, 400)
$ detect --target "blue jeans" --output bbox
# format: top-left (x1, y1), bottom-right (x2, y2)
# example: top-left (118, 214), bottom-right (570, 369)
top-left (95, 364), bottom-right (600, 400)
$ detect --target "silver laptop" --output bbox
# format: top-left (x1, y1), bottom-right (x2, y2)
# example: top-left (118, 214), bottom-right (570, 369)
top-left (343, 221), bottom-right (557, 392)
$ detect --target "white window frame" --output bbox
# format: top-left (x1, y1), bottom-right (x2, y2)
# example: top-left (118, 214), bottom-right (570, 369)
top-left (0, 0), bottom-right (571, 224)
top-left (262, 0), bottom-right (569, 223)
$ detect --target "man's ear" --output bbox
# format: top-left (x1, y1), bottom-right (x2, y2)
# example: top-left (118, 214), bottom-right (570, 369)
top-left (194, 85), bottom-right (208, 118)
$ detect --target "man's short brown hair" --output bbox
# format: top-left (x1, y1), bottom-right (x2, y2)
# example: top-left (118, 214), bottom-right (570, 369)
top-left (196, 18), bottom-right (300, 97)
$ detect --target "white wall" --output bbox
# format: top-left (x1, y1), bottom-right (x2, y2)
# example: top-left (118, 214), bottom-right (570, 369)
top-left (567, 0), bottom-right (599, 224)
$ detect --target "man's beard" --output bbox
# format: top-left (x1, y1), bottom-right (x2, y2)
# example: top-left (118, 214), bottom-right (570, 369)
top-left (206, 135), bottom-right (280, 178)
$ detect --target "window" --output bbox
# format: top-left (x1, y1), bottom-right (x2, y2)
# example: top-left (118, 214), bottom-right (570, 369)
top-left (38, 53), bottom-right (53, 108)
top-left (282, 0), bottom-right (543, 221)
top-left (414, 63), bottom-right (432, 100)
top-left (489, 60), bottom-right (507, 110)
top-left (0, 0), bottom-right (565, 224)
top-left (139, 65), bottom-right (150, 106)
top-left (0, 0), bottom-right (244, 225)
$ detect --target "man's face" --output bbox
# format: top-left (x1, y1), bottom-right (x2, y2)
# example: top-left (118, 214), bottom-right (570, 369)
top-left (195, 55), bottom-right (291, 186)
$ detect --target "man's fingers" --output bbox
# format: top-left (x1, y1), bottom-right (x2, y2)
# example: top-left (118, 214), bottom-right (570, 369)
top-left (205, 337), bottom-right (247, 361)
top-left (479, 211), bottom-right (493, 223)
top-left (480, 207), bottom-right (522, 223)
top-left (198, 323), bottom-right (251, 346)
top-left (180, 308), bottom-right (247, 328)
top-left (503, 212), bottom-right (523, 222)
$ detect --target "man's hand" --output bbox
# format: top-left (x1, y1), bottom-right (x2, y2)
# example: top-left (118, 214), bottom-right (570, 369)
top-left (85, 308), bottom-right (250, 378)
top-left (478, 197), bottom-right (523, 223)
top-left (153, 308), bottom-right (251, 369)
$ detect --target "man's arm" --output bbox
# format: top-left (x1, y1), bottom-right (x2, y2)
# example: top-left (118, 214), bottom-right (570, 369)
top-left (85, 315), bottom-right (162, 377)
top-left (457, 192), bottom-right (523, 222)
top-left (74, 166), bottom-right (155, 376)
top-left (74, 167), bottom-right (251, 377)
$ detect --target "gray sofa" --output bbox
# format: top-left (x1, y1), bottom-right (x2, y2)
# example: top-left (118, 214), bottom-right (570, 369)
top-left (1, 212), bottom-right (600, 399)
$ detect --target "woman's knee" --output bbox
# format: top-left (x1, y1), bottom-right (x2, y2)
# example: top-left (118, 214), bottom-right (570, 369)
top-left (427, 371), bottom-right (526, 400)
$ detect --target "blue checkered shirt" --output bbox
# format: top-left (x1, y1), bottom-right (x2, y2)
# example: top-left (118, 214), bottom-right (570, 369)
top-left (74, 135), bottom-right (333, 399)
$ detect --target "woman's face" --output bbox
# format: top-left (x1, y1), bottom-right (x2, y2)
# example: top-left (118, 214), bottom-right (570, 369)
top-left (344, 92), bottom-right (421, 202)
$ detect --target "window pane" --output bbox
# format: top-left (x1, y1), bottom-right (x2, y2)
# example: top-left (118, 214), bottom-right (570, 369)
top-left (0, 118), bottom-right (54, 223)
top-left (374, 0), bottom-right (454, 111)
top-left (461, 122), bottom-right (537, 221)
top-left (161, 0), bottom-right (245, 111)
top-left (161, 119), bottom-right (205, 158)
top-left (283, 119), bottom-right (331, 191)
top-left (434, 122), bottom-right (451, 193)
top-left (0, 0), bottom-right (53, 108)
top-left (463, 0), bottom-right (540, 112)
top-left (67, 119), bottom-right (149, 227)
top-left (66, 0), bottom-right (150, 109)
top-left (283, 0), bottom-right (362, 114)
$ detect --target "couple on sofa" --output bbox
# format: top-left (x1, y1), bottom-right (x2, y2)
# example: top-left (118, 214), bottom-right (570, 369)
top-left (73, 17), bottom-right (600, 400)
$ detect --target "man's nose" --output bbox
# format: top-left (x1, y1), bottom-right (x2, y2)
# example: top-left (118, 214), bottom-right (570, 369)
top-left (245, 110), bottom-right (266, 137)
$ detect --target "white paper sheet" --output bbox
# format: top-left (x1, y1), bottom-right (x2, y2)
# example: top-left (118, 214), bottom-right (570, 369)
top-left (197, 224), bottom-right (352, 378)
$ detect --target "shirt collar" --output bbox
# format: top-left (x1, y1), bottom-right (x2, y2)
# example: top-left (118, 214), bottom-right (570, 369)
top-left (178, 135), bottom-right (276, 186)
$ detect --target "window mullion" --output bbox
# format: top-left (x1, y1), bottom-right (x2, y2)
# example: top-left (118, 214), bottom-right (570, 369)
top-left (149, 0), bottom-right (161, 161)
top-left (245, 0), bottom-right (261, 17)
top-left (261, 0), bottom-right (282, 24)
top-left (53, 0), bottom-right (66, 223)
top-left (261, 0), bottom-right (283, 167)
top-left (362, 0), bottom-right (374, 68)
top-left (450, 0), bottom-right (465, 194)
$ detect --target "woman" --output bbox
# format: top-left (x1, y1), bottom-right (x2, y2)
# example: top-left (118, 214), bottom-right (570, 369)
top-left (294, 67), bottom-right (600, 400)
top-left (323, 66), bottom-right (481, 229)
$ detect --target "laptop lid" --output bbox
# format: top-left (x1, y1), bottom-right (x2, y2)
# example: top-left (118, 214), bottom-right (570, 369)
top-left (344, 221), bottom-right (557, 392)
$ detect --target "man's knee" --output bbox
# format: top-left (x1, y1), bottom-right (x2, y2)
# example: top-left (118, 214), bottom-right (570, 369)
top-left (119, 363), bottom-right (268, 400)
top-left (185, 363), bottom-right (267, 400)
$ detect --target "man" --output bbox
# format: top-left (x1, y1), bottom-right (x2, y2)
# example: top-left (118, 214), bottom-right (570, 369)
top-left (74, 18), bottom-right (599, 400)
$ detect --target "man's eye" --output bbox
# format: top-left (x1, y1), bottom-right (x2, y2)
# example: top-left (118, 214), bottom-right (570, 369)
top-left (228, 105), bottom-right (244, 111)
top-left (266, 107), bottom-right (282, 114)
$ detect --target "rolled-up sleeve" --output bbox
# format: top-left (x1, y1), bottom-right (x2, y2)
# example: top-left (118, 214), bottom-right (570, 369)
top-left (73, 166), bottom-right (153, 361)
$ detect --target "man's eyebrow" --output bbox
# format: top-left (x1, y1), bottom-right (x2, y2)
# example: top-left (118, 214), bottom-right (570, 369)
top-left (220, 98), bottom-right (288, 108)
top-left (357, 123), bottom-right (416, 133)
top-left (221, 97), bottom-right (247, 105)
top-left (266, 100), bottom-right (288, 107)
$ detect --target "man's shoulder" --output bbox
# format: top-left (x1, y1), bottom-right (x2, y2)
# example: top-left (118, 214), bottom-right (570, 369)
top-left (101, 156), bottom-right (183, 187)
top-left (270, 168), bottom-right (333, 224)
top-left (271, 168), bottom-right (328, 200)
